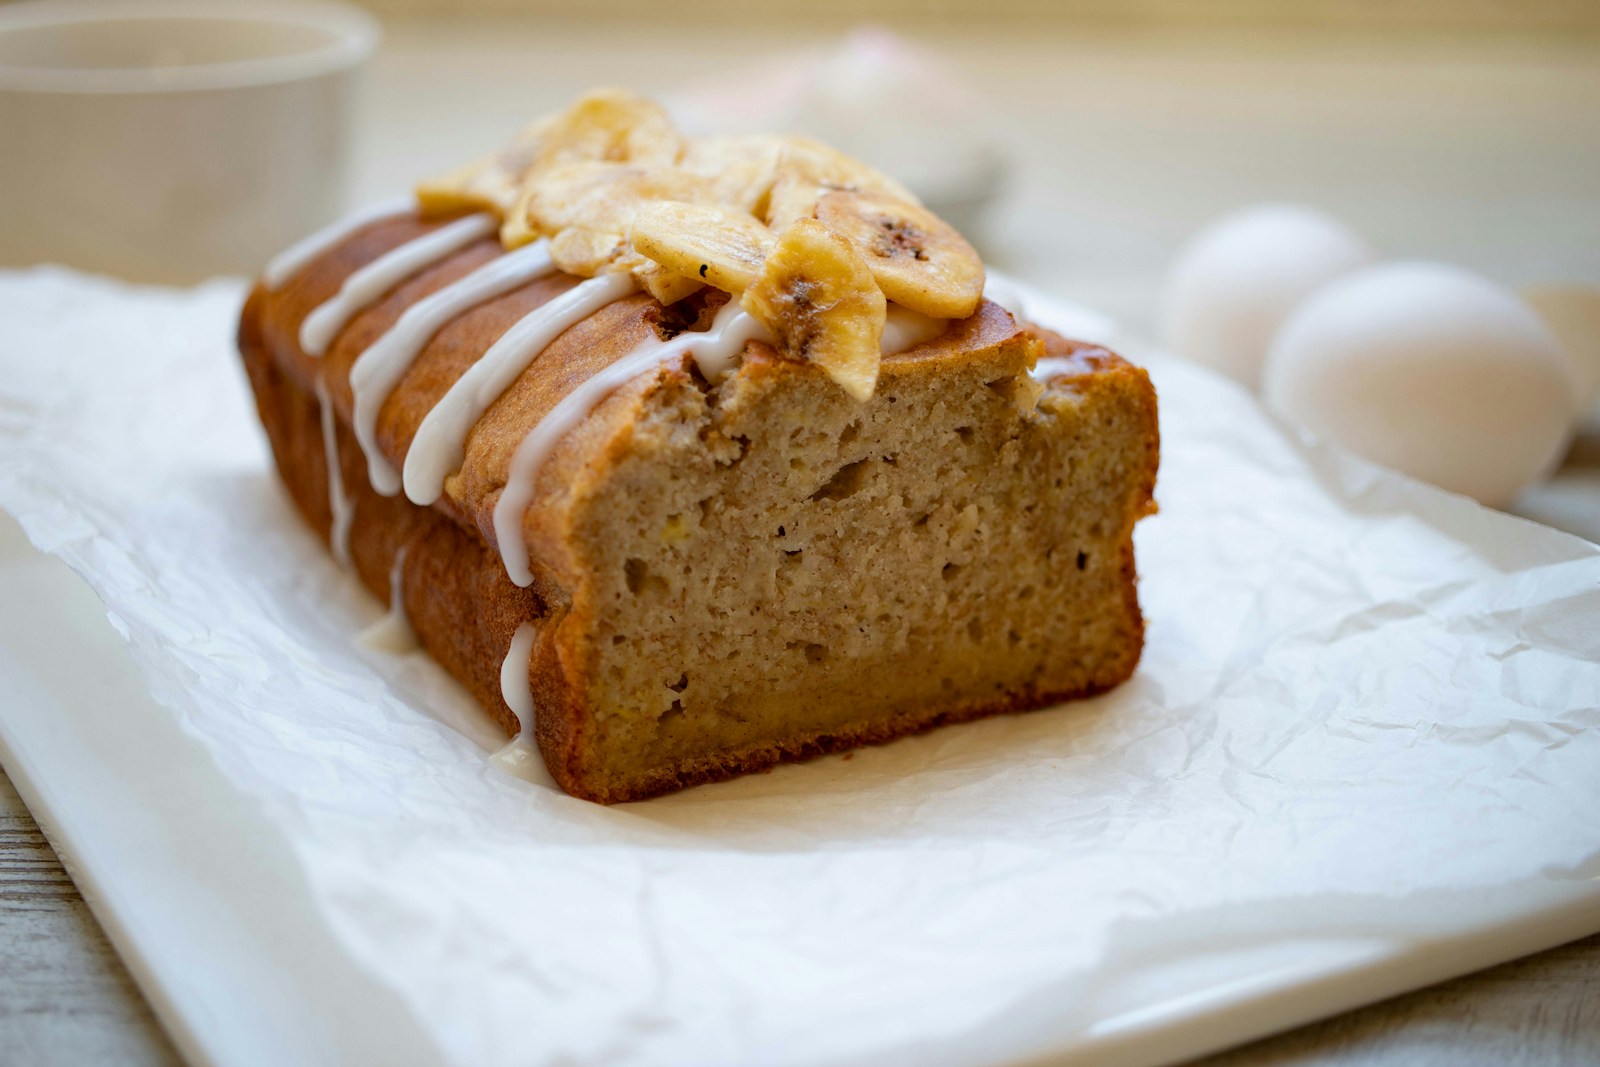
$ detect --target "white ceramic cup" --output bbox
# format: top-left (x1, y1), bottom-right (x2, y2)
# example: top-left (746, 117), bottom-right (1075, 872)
top-left (0, 0), bottom-right (379, 284)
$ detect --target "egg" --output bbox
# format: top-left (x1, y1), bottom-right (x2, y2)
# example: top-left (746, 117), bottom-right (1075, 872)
top-left (1262, 262), bottom-right (1578, 508)
top-left (1161, 204), bottom-right (1374, 389)
top-left (1521, 284), bottom-right (1600, 417)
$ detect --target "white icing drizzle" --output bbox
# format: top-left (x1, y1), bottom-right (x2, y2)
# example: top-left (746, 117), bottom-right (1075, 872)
top-left (673, 302), bottom-right (772, 385)
top-left (1031, 356), bottom-right (1084, 382)
top-left (350, 239), bottom-right (557, 496)
top-left (357, 545), bottom-right (418, 652)
top-left (263, 195), bottom-right (414, 291)
top-left (402, 271), bottom-right (639, 506)
top-left (497, 621), bottom-right (538, 736)
top-left (299, 213), bottom-right (497, 357)
top-left (881, 303), bottom-right (949, 355)
top-left (313, 377), bottom-right (354, 568)
top-left (493, 300), bottom-right (773, 587)
top-left (490, 621), bottom-right (557, 786)
top-left (982, 274), bottom-right (1027, 320)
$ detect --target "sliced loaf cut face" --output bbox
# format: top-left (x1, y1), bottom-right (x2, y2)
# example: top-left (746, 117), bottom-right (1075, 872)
top-left (241, 216), bottom-right (1158, 804)
top-left (528, 304), bottom-right (1158, 802)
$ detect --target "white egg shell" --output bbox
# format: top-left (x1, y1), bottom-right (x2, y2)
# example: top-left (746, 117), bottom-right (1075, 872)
top-left (1521, 284), bottom-right (1600, 416)
top-left (1263, 262), bottom-right (1578, 508)
top-left (1161, 204), bottom-right (1374, 389)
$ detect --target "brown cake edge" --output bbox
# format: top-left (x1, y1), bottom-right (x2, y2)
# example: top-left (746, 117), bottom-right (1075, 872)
top-left (238, 281), bottom-right (1154, 805)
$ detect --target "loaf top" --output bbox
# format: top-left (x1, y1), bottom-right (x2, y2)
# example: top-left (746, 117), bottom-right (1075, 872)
top-left (249, 218), bottom-right (1040, 573)
top-left (415, 89), bottom-right (990, 403)
top-left (247, 89), bottom-right (1152, 600)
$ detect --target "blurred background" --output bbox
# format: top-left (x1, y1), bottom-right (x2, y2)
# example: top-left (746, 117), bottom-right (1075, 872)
top-left (7, 0), bottom-right (1596, 331)
top-left (1, 0), bottom-right (1597, 530)
top-left (333, 1), bottom-right (1600, 336)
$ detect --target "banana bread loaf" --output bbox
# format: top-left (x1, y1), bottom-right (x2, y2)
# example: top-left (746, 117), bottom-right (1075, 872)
top-left (238, 90), bottom-right (1159, 803)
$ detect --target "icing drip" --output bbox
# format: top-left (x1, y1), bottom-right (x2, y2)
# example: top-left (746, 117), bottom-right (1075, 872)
top-left (1031, 357), bottom-right (1081, 382)
top-left (881, 303), bottom-right (949, 355)
top-left (299, 213), bottom-right (497, 357)
top-left (357, 546), bottom-right (418, 652)
top-left (496, 621), bottom-right (538, 740)
top-left (263, 195), bottom-right (413, 291)
top-left (493, 300), bottom-right (773, 587)
top-left (313, 377), bottom-right (354, 568)
top-left (490, 621), bottom-right (557, 786)
top-left (402, 271), bottom-right (639, 506)
top-left (350, 240), bottom-right (557, 495)
top-left (985, 273), bottom-right (1117, 346)
top-left (981, 275), bottom-right (1026, 320)
top-left (671, 303), bottom-right (773, 385)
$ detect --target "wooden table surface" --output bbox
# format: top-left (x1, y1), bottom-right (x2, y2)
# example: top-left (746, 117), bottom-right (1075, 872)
top-left (2, 17), bottom-right (1598, 1066)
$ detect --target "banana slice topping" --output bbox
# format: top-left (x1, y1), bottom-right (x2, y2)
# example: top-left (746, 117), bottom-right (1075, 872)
top-left (631, 202), bottom-right (776, 295)
top-left (416, 89), bottom-right (983, 400)
top-left (815, 190), bottom-right (984, 320)
top-left (743, 219), bottom-right (886, 403)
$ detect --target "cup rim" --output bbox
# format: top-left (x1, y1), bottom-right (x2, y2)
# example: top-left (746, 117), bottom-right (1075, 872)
top-left (0, 0), bottom-right (381, 94)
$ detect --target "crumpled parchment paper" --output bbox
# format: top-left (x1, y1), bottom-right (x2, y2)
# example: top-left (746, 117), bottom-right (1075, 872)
top-left (0, 267), bottom-right (1596, 1067)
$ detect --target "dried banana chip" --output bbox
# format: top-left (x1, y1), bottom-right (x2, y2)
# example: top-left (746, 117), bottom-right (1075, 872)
top-left (509, 161), bottom-right (716, 255)
top-left (815, 189), bottom-right (984, 319)
top-left (679, 135), bottom-right (786, 216)
top-left (548, 226), bottom-right (627, 277)
top-left (742, 218), bottom-right (885, 401)
top-left (764, 136), bottom-right (920, 229)
top-left (416, 116), bottom-right (555, 220)
top-left (637, 261), bottom-right (704, 305)
top-left (631, 202), bottom-right (775, 295)
top-left (529, 89), bottom-right (681, 172)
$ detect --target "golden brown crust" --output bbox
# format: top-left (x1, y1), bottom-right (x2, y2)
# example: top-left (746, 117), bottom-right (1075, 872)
top-left (241, 295), bottom-right (539, 741)
top-left (240, 213), bottom-right (1158, 803)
